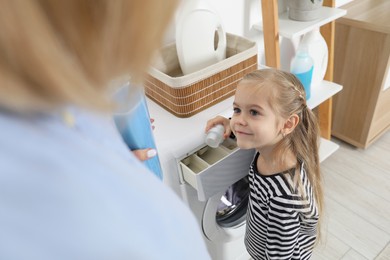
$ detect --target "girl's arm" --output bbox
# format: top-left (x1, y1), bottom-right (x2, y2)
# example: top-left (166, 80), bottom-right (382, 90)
top-left (264, 195), bottom-right (318, 259)
top-left (205, 116), bottom-right (231, 139)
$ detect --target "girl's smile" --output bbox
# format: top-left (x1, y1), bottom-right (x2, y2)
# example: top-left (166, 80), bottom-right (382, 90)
top-left (234, 130), bottom-right (253, 136)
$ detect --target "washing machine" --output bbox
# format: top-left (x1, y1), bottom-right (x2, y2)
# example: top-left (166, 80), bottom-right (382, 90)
top-left (148, 96), bottom-right (255, 260)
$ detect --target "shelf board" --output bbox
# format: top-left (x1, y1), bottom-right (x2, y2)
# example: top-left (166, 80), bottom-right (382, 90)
top-left (319, 138), bottom-right (339, 162)
top-left (258, 65), bottom-right (343, 110)
top-left (307, 80), bottom-right (342, 110)
top-left (253, 6), bottom-right (347, 38)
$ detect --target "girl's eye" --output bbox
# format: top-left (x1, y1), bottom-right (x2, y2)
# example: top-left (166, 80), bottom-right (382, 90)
top-left (250, 110), bottom-right (260, 116)
top-left (233, 107), bottom-right (241, 114)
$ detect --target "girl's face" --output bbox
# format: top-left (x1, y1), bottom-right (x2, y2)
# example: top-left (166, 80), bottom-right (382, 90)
top-left (230, 83), bottom-right (284, 151)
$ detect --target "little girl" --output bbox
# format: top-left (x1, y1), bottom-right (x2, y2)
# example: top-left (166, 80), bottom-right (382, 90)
top-left (206, 69), bottom-right (322, 260)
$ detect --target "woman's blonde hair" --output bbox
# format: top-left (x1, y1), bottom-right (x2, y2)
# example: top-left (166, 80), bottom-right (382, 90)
top-left (242, 69), bottom-right (323, 241)
top-left (0, 0), bottom-right (177, 112)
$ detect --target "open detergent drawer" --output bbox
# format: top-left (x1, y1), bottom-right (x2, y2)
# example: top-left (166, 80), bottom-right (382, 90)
top-left (179, 138), bottom-right (256, 201)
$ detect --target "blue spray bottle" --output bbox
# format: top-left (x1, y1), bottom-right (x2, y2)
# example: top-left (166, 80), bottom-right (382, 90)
top-left (113, 81), bottom-right (163, 180)
top-left (290, 43), bottom-right (314, 100)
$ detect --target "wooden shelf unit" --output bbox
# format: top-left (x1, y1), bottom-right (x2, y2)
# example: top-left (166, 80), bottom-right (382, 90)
top-left (332, 0), bottom-right (390, 148)
top-left (260, 0), bottom-right (341, 141)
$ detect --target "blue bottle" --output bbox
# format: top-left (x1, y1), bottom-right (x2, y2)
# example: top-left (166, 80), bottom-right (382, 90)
top-left (113, 81), bottom-right (163, 180)
top-left (290, 44), bottom-right (314, 100)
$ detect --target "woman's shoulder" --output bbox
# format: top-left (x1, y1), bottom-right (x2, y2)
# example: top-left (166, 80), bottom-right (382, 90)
top-left (0, 110), bottom-right (210, 260)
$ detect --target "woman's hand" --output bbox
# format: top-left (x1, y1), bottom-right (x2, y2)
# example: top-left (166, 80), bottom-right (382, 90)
top-left (205, 116), bottom-right (231, 139)
top-left (132, 118), bottom-right (157, 161)
top-left (132, 148), bottom-right (157, 161)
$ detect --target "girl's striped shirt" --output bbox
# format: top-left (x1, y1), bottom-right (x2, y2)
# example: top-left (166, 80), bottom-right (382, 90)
top-left (245, 153), bottom-right (319, 260)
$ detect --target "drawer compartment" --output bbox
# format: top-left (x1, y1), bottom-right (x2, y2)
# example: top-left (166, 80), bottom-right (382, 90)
top-left (180, 139), bottom-right (255, 201)
top-left (197, 146), bottom-right (229, 165)
top-left (180, 154), bottom-right (209, 189)
top-left (220, 138), bottom-right (238, 151)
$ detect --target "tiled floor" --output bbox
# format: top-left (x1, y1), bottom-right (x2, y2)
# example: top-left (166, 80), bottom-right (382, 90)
top-left (312, 131), bottom-right (390, 260)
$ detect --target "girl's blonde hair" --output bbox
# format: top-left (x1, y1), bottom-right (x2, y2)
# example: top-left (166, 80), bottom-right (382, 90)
top-left (242, 69), bottom-right (323, 240)
top-left (0, 0), bottom-right (177, 113)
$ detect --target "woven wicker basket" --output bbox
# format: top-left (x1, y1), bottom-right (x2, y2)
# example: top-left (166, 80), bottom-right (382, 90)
top-left (145, 33), bottom-right (258, 118)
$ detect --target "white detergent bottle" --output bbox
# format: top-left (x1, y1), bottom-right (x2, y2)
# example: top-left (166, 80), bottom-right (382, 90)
top-left (205, 124), bottom-right (224, 148)
top-left (280, 36), bottom-right (300, 72)
top-left (301, 28), bottom-right (328, 87)
top-left (290, 43), bottom-right (314, 100)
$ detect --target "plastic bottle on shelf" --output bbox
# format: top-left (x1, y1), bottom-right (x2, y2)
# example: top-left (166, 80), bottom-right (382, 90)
top-left (280, 36), bottom-right (300, 72)
top-left (205, 125), bottom-right (224, 148)
top-left (290, 43), bottom-right (314, 100)
top-left (301, 28), bottom-right (328, 87)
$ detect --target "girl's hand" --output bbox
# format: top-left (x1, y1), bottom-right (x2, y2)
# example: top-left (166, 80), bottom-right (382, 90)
top-left (205, 116), bottom-right (231, 139)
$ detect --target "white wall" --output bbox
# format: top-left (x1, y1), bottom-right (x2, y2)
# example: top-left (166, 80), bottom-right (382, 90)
top-left (208, 0), bottom-right (261, 37)
top-left (164, 0), bottom-right (261, 44)
top-left (163, 0), bottom-right (354, 66)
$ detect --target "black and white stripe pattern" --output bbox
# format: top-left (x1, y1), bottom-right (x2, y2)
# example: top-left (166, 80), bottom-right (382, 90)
top-left (245, 153), bottom-right (319, 260)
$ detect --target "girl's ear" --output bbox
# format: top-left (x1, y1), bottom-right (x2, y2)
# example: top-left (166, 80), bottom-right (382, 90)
top-left (282, 114), bottom-right (300, 136)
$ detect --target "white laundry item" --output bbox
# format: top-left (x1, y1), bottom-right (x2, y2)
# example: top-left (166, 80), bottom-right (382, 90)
top-left (176, 0), bottom-right (226, 75)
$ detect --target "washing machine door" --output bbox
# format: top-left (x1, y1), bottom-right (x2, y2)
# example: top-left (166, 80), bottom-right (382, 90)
top-left (202, 176), bottom-right (249, 242)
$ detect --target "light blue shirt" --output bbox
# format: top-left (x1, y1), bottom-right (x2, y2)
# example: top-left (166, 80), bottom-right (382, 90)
top-left (0, 108), bottom-right (210, 260)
